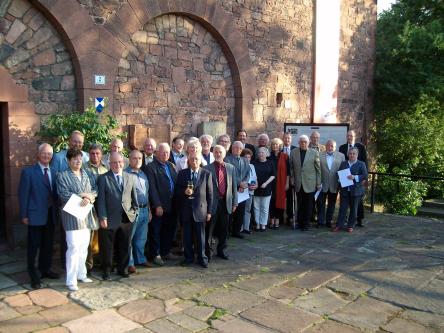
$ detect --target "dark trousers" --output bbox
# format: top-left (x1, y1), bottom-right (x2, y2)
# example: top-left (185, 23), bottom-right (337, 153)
top-left (357, 198), bottom-right (364, 222)
top-left (182, 217), bottom-right (207, 265)
top-left (336, 193), bottom-right (362, 228)
top-left (286, 186), bottom-right (294, 221)
top-left (318, 191), bottom-right (339, 226)
top-left (206, 199), bottom-right (229, 256)
top-left (296, 188), bottom-right (314, 229)
top-left (232, 200), bottom-right (246, 236)
top-left (98, 222), bottom-right (132, 274)
top-left (151, 211), bottom-right (177, 257)
top-left (27, 210), bottom-right (55, 284)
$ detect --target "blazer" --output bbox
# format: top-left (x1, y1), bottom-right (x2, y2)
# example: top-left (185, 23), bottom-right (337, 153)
top-left (281, 145), bottom-right (296, 155)
top-left (18, 164), bottom-right (58, 226)
top-left (289, 148), bottom-right (321, 192)
top-left (175, 168), bottom-right (214, 222)
top-left (50, 149), bottom-right (89, 173)
top-left (141, 152), bottom-right (154, 167)
top-left (204, 162), bottom-right (238, 215)
top-left (338, 160), bottom-right (368, 196)
top-left (225, 155), bottom-right (250, 187)
top-left (97, 170), bottom-right (139, 229)
top-left (339, 142), bottom-right (368, 167)
top-left (56, 169), bottom-right (98, 231)
top-left (319, 151), bottom-right (345, 193)
top-left (177, 154), bottom-right (213, 172)
top-left (145, 158), bottom-right (178, 213)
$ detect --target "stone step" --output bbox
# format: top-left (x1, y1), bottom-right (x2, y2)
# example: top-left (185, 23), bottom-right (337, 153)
top-left (417, 206), bottom-right (444, 219)
top-left (422, 199), bottom-right (444, 209)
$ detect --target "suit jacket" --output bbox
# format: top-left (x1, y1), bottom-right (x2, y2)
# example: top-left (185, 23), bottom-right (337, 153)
top-left (56, 168), bottom-right (98, 231)
top-left (338, 160), bottom-right (368, 196)
top-left (281, 145), bottom-right (296, 155)
top-left (289, 148), bottom-right (321, 192)
top-left (204, 162), bottom-right (238, 215)
top-left (141, 153), bottom-right (154, 167)
top-left (319, 151), bottom-right (345, 193)
top-left (97, 170), bottom-right (138, 229)
top-left (145, 158), bottom-right (178, 213)
top-left (175, 168), bottom-right (213, 222)
top-left (50, 149), bottom-right (89, 173)
top-left (225, 155), bottom-right (250, 187)
top-left (309, 143), bottom-right (326, 152)
top-left (18, 164), bottom-right (58, 226)
top-left (339, 142), bottom-right (368, 167)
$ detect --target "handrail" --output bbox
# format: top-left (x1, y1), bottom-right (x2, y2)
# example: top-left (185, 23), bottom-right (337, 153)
top-left (368, 171), bottom-right (444, 213)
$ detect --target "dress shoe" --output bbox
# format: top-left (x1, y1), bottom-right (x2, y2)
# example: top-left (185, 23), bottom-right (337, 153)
top-left (102, 272), bottom-right (111, 281)
top-left (153, 255), bottom-right (165, 266)
top-left (332, 227), bottom-right (341, 232)
top-left (118, 271), bottom-right (130, 278)
top-left (41, 271), bottom-right (60, 279)
top-left (136, 262), bottom-right (152, 268)
top-left (128, 266), bottom-right (137, 274)
top-left (217, 252), bottom-right (229, 260)
top-left (241, 230), bottom-right (251, 234)
top-left (180, 260), bottom-right (193, 267)
top-left (232, 233), bottom-right (244, 239)
top-left (162, 253), bottom-right (181, 260)
top-left (199, 262), bottom-right (208, 268)
top-left (347, 228), bottom-right (353, 233)
top-left (31, 282), bottom-right (41, 290)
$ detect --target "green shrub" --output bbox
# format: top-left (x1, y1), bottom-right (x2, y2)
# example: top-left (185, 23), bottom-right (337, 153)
top-left (37, 101), bottom-right (125, 154)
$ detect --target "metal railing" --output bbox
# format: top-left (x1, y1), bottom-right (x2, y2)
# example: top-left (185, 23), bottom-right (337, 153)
top-left (368, 171), bottom-right (444, 213)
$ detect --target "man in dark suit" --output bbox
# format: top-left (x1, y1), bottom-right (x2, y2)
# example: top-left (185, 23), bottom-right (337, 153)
top-left (145, 143), bottom-right (178, 266)
top-left (97, 152), bottom-right (138, 279)
top-left (282, 132), bottom-right (296, 225)
top-left (334, 147), bottom-right (368, 233)
top-left (228, 130), bottom-right (256, 160)
top-left (225, 141), bottom-right (250, 238)
top-left (175, 154), bottom-right (213, 268)
top-left (168, 137), bottom-right (184, 166)
top-left (204, 145), bottom-right (237, 260)
top-left (339, 130), bottom-right (368, 226)
top-left (19, 143), bottom-right (60, 289)
top-left (141, 138), bottom-right (156, 167)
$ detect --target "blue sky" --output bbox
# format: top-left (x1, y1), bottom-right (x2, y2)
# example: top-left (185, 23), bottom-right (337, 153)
top-left (378, 0), bottom-right (397, 14)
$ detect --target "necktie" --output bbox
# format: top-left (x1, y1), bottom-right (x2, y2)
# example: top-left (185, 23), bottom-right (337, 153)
top-left (192, 171), bottom-right (197, 184)
top-left (218, 166), bottom-right (226, 196)
top-left (43, 168), bottom-right (50, 188)
top-left (116, 175), bottom-right (123, 190)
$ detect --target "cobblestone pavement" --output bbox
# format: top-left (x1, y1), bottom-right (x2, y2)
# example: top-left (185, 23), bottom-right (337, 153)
top-left (0, 213), bottom-right (443, 332)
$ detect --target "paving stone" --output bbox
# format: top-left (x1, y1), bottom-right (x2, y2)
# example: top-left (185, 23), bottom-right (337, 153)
top-left (145, 318), bottom-right (190, 333)
top-left (0, 261), bottom-right (26, 274)
top-left (304, 320), bottom-right (362, 333)
top-left (0, 273), bottom-right (17, 290)
top-left (39, 303), bottom-right (90, 326)
top-left (0, 255), bottom-right (14, 266)
top-left (127, 329), bottom-right (154, 333)
top-left (400, 309), bottom-right (444, 330)
top-left (326, 275), bottom-right (372, 298)
top-left (118, 299), bottom-right (166, 324)
top-left (69, 282), bottom-right (144, 310)
top-left (63, 309), bottom-right (141, 333)
top-left (15, 304), bottom-right (43, 315)
top-left (3, 293), bottom-right (32, 307)
top-left (167, 312), bottom-right (209, 331)
top-left (0, 285), bottom-right (27, 299)
top-left (0, 313), bottom-right (49, 333)
top-left (382, 317), bottom-right (433, 333)
top-left (231, 274), bottom-right (286, 293)
top-left (165, 298), bottom-right (186, 314)
top-left (215, 318), bottom-right (275, 333)
top-left (268, 280), bottom-right (305, 301)
top-left (148, 282), bottom-right (202, 300)
top-left (0, 301), bottom-right (21, 321)
top-left (198, 288), bottom-right (265, 314)
top-left (28, 288), bottom-right (68, 308)
top-left (240, 300), bottom-right (321, 332)
top-left (294, 287), bottom-right (350, 315)
top-left (183, 305), bottom-right (215, 321)
top-left (292, 270), bottom-right (342, 290)
top-left (330, 296), bottom-right (401, 331)
top-left (35, 327), bottom-right (70, 333)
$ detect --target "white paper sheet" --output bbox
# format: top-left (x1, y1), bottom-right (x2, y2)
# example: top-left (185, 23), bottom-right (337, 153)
top-left (237, 189), bottom-right (250, 204)
top-left (338, 168), bottom-right (354, 188)
top-left (63, 193), bottom-right (93, 221)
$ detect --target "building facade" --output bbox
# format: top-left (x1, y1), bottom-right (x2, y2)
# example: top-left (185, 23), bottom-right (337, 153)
top-left (0, 0), bottom-right (376, 245)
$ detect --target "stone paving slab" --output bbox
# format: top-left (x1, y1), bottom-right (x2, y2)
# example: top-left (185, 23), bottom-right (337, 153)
top-left (326, 275), bottom-right (372, 298)
top-left (293, 287), bottom-right (350, 315)
top-left (381, 317), bottom-right (433, 333)
top-left (118, 299), bottom-right (167, 324)
top-left (0, 285), bottom-right (27, 299)
top-left (267, 279), bottom-right (305, 302)
top-left (400, 309), bottom-right (444, 331)
top-left (198, 287), bottom-right (265, 314)
top-left (183, 305), bottom-right (215, 321)
top-left (39, 302), bottom-right (90, 326)
top-left (0, 301), bottom-right (21, 321)
top-left (304, 320), bottom-right (362, 333)
top-left (214, 317), bottom-right (275, 333)
top-left (292, 269), bottom-right (342, 290)
top-left (63, 309), bottom-right (141, 333)
top-left (0, 261), bottom-right (26, 275)
top-left (0, 313), bottom-right (49, 333)
top-left (0, 273), bottom-right (17, 290)
top-left (145, 318), bottom-right (191, 333)
top-left (167, 312), bottom-right (209, 331)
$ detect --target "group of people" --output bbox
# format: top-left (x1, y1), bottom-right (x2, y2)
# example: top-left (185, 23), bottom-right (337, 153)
top-left (18, 128), bottom-right (368, 292)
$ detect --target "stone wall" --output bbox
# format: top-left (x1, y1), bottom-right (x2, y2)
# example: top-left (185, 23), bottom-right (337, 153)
top-left (0, 0), bottom-right (77, 116)
top-left (114, 15), bottom-right (235, 138)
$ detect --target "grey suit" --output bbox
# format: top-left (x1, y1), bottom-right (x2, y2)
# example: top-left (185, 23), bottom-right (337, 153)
top-left (97, 170), bottom-right (138, 275)
top-left (318, 151), bottom-right (345, 226)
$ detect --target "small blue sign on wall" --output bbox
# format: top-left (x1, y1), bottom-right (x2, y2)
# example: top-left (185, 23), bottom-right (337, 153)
top-left (95, 97), bottom-right (104, 113)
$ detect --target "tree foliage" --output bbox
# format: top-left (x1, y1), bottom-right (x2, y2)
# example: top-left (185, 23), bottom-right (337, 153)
top-left (37, 101), bottom-right (125, 154)
top-left (375, 0), bottom-right (444, 212)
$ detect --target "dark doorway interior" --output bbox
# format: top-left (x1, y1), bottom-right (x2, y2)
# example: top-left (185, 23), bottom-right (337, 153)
top-left (0, 103), bottom-right (7, 241)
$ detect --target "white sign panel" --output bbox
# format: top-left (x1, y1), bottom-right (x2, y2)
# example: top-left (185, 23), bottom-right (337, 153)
top-left (284, 123), bottom-right (349, 148)
top-left (94, 75), bottom-right (106, 85)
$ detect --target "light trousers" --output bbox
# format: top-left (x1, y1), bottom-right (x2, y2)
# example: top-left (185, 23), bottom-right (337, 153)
top-left (243, 195), bottom-right (253, 231)
top-left (253, 195), bottom-right (271, 226)
top-left (65, 228), bottom-right (90, 287)
top-left (129, 207), bottom-right (149, 266)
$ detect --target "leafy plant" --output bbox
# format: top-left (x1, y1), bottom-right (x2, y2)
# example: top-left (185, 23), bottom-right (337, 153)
top-left (37, 100), bottom-right (125, 153)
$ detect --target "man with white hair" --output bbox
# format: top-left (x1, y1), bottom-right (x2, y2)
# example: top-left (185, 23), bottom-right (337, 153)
top-left (145, 143), bottom-right (178, 265)
top-left (309, 131), bottom-right (326, 152)
top-left (142, 138), bottom-right (156, 166)
top-left (217, 134), bottom-right (232, 154)
top-left (200, 134), bottom-right (215, 166)
top-left (289, 135), bottom-right (321, 231)
top-left (103, 138), bottom-right (129, 169)
top-left (19, 143), bottom-right (60, 289)
top-left (256, 133), bottom-right (270, 159)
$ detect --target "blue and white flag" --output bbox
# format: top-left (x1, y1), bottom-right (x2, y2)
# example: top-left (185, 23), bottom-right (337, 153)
top-left (95, 97), bottom-right (104, 113)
